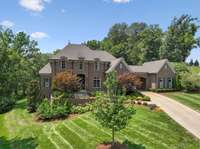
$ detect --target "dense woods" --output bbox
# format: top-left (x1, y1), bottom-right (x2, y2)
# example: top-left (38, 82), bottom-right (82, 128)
top-left (87, 14), bottom-right (200, 64)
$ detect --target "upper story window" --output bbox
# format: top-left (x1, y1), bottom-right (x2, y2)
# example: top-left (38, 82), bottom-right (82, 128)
top-left (61, 61), bottom-right (66, 69)
top-left (95, 62), bottom-right (100, 71)
top-left (119, 63), bottom-right (123, 69)
top-left (79, 62), bottom-right (83, 70)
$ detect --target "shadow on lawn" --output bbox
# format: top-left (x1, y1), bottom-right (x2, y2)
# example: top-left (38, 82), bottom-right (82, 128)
top-left (14, 99), bottom-right (27, 110)
top-left (0, 136), bottom-right (37, 149)
top-left (123, 139), bottom-right (146, 149)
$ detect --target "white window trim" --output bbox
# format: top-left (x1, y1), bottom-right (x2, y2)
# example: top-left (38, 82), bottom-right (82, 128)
top-left (44, 78), bottom-right (49, 88)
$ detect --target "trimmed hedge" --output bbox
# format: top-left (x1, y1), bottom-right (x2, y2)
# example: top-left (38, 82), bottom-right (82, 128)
top-left (0, 97), bottom-right (15, 114)
top-left (149, 88), bottom-right (178, 93)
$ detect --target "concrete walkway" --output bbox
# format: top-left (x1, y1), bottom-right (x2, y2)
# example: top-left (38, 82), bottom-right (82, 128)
top-left (142, 91), bottom-right (200, 139)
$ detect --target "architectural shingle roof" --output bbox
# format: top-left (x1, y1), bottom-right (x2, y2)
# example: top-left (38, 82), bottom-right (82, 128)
top-left (129, 59), bottom-right (174, 73)
top-left (39, 63), bottom-right (52, 75)
top-left (50, 44), bottom-right (116, 61)
top-left (106, 58), bottom-right (131, 73)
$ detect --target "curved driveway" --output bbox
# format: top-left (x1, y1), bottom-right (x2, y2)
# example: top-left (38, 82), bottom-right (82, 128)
top-left (142, 91), bottom-right (200, 139)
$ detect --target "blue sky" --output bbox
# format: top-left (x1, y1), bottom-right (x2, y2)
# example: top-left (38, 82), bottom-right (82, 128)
top-left (0, 0), bottom-right (199, 61)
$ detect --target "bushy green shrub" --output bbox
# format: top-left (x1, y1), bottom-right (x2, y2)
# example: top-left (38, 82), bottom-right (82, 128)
top-left (0, 97), bottom-right (15, 114)
top-left (71, 103), bottom-right (93, 114)
top-left (37, 95), bottom-right (71, 120)
top-left (26, 80), bottom-right (41, 113)
top-left (181, 73), bottom-right (200, 92)
top-left (142, 96), bottom-right (151, 101)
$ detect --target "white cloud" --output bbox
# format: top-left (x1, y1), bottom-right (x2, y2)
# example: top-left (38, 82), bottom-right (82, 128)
top-left (0, 20), bottom-right (15, 28)
top-left (31, 32), bottom-right (48, 39)
top-left (19, 0), bottom-right (51, 12)
top-left (61, 9), bottom-right (66, 13)
top-left (112, 0), bottom-right (130, 3)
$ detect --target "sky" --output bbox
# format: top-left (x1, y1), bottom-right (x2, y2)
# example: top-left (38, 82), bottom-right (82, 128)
top-left (0, 0), bottom-right (200, 62)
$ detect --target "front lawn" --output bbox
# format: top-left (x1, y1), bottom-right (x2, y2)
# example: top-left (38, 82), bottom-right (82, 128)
top-left (0, 99), bottom-right (199, 149)
top-left (163, 92), bottom-right (200, 112)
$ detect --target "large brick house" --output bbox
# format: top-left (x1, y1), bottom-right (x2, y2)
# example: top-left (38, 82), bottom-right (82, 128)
top-left (39, 44), bottom-right (175, 98)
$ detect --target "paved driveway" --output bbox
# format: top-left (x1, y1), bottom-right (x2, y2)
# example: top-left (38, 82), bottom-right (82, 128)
top-left (142, 91), bottom-right (200, 139)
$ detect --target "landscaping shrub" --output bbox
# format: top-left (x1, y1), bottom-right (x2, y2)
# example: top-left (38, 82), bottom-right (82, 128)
top-left (37, 95), bottom-right (72, 120)
top-left (181, 73), bottom-right (200, 92)
top-left (0, 97), bottom-right (15, 114)
top-left (118, 73), bottom-right (142, 95)
top-left (26, 80), bottom-right (41, 113)
top-left (71, 103), bottom-right (93, 114)
top-left (52, 71), bottom-right (80, 93)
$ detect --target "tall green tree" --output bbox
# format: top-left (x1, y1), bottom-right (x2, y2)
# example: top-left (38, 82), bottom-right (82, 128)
top-left (138, 25), bottom-right (163, 62)
top-left (0, 27), bottom-right (47, 97)
top-left (160, 15), bottom-right (200, 62)
top-left (194, 60), bottom-right (199, 66)
top-left (189, 59), bottom-right (194, 66)
top-left (86, 40), bottom-right (101, 50)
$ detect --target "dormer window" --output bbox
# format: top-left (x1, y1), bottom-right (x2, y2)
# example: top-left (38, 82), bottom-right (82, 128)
top-left (95, 62), bottom-right (100, 71)
top-left (61, 61), bottom-right (66, 69)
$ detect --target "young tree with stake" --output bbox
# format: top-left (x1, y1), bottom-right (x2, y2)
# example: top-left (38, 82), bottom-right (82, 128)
top-left (93, 71), bottom-right (135, 147)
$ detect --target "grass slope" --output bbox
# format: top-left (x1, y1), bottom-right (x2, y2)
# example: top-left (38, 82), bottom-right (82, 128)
top-left (163, 92), bottom-right (200, 112)
top-left (0, 99), bottom-right (199, 149)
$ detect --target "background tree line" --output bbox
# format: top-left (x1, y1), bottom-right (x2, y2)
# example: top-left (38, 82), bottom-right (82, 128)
top-left (86, 14), bottom-right (200, 65)
top-left (0, 27), bottom-right (51, 99)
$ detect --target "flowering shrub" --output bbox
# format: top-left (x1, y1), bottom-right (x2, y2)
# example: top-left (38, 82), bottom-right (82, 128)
top-left (52, 71), bottom-right (80, 93)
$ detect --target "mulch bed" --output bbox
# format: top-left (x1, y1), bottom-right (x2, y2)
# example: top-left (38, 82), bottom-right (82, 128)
top-left (96, 142), bottom-right (127, 149)
top-left (35, 113), bottom-right (79, 123)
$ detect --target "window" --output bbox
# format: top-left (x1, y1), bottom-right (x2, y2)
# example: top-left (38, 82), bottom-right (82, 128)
top-left (93, 77), bottom-right (101, 89)
top-left (164, 64), bottom-right (168, 69)
top-left (159, 78), bottom-right (163, 88)
top-left (119, 63), bottom-right (123, 69)
top-left (95, 62), bottom-right (100, 71)
top-left (79, 62), bottom-right (83, 70)
top-left (61, 61), bottom-right (65, 69)
top-left (44, 78), bottom-right (49, 88)
top-left (168, 78), bottom-right (172, 88)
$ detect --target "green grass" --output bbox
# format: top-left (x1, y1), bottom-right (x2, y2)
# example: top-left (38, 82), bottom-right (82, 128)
top-left (0, 99), bottom-right (199, 149)
top-left (163, 92), bottom-right (200, 112)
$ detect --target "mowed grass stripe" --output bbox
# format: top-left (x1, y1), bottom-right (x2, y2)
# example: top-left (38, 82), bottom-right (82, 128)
top-left (62, 122), bottom-right (88, 142)
top-left (126, 126), bottom-right (170, 149)
top-left (121, 127), bottom-right (167, 149)
top-left (66, 120), bottom-right (95, 138)
top-left (73, 117), bottom-right (110, 142)
top-left (56, 124), bottom-right (88, 149)
top-left (53, 128), bottom-right (73, 149)
top-left (80, 116), bottom-right (137, 142)
top-left (173, 94), bottom-right (200, 105)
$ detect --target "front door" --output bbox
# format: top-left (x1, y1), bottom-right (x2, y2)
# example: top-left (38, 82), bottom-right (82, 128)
top-left (77, 74), bottom-right (85, 89)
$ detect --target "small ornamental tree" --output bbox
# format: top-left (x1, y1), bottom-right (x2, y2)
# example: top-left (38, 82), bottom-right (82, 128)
top-left (53, 71), bottom-right (80, 93)
top-left (26, 80), bottom-right (41, 113)
top-left (93, 71), bottom-right (135, 147)
top-left (118, 73), bottom-right (142, 94)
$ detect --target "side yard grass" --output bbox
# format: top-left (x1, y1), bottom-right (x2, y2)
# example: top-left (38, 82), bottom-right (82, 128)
top-left (0, 99), bottom-right (199, 149)
top-left (163, 92), bottom-right (200, 112)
